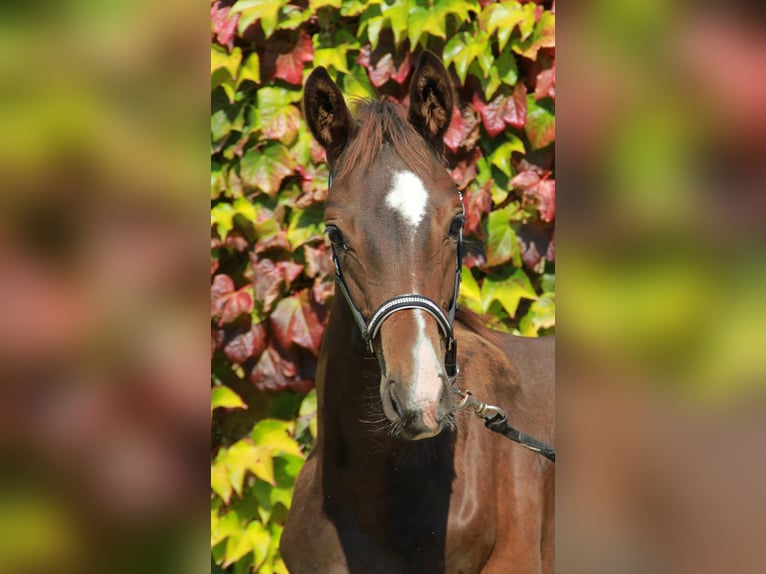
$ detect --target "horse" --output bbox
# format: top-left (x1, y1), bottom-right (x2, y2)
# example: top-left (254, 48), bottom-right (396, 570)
top-left (280, 51), bottom-right (555, 574)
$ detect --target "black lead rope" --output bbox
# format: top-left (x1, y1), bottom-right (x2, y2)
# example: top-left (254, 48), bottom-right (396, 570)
top-left (453, 388), bottom-right (556, 463)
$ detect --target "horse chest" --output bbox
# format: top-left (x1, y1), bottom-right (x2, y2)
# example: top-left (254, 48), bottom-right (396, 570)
top-left (283, 444), bottom-right (500, 574)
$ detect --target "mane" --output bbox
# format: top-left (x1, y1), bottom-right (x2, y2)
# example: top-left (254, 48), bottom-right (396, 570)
top-left (333, 99), bottom-right (443, 183)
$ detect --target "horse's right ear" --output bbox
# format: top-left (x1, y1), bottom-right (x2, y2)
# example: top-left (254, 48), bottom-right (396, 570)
top-left (303, 67), bottom-right (354, 162)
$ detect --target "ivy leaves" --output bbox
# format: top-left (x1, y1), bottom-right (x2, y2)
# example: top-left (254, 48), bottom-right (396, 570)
top-left (211, 0), bottom-right (555, 570)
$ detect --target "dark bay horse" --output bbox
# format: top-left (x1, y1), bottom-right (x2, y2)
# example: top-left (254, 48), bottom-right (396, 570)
top-left (281, 51), bottom-right (554, 574)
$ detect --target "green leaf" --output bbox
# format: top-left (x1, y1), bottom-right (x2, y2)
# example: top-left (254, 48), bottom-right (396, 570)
top-left (246, 520), bottom-right (271, 571)
top-left (211, 386), bottom-right (247, 412)
top-left (240, 142), bottom-right (294, 196)
top-left (541, 273), bottom-right (555, 293)
top-left (310, 0), bottom-right (341, 8)
top-left (278, 5), bottom-right (313, 30)
top-left (481, 49), bottom-right (518, 100)
top-left (438, 0), bottom-right (479, 24)
top-left (409, 6), bottom-right (447, 47)
top-left (486, 208), bottom-right (520, 267)
top-left (237, 52), bottom-right (260, 86)
top-left (342, 0), bottom-right (380, 17)
top-left (313, 47), bottom-right (351, 74)
top-left (232, 0), bottom-right (285, 38)
top-left (286, 205), bottom-right (324, 249)
top-left (212, 509), bottom-right (242, 547)
top-left (227, 440), bottom-right (276, 487)
top-left (358, 8), bottom-right (386, 49)
top-left (211, 46), bottom-right (242, 90)
top-left (458, 266), bottom-right (484, 314)
top-left (481, 269), bottom-right (538, 318)
top-left (512, 9), bottom-right (555, 60)
top-left (443, 31), bottom-right (489, 85)
top-left (211, 202), bottom-right (234, 241)
top-left (519, 1), bottom-right (538, 40)
top-left (274, 454), bottom-right (305, 485)
top-left (342, 67), bottom-right (377, 100)
top-left (479, 2), bottom-right (526, 52)
top-left (520, 292), bottom-right (555, 336)
top-left (257, 87), bottom-right (301, 132)
top-left (251, 419), bottom-right (303, 457)
top-left (297, 389), bottom-right (318, 439)
top-left (381, 0), bottom-right (410, 46)
top-left (212, 457), bottom-right (233, 503)
top-left (252, 479), bottom-right (273, 523)
top-left (223, 529), bottom-right (252, 567)
top-left (490, 135), bottom-right (525, 177)
top-left (525, 97), bottom-right (555, 150)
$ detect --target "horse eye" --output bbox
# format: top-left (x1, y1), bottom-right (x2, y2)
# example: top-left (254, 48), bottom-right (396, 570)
top-left (325, 225), bottom-right (346, 247)
top-left (449, 215), bottom-right (465, 239)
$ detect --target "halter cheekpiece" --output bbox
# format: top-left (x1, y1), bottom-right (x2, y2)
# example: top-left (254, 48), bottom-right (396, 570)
top-left (329, 176), bottom-right (464, 380)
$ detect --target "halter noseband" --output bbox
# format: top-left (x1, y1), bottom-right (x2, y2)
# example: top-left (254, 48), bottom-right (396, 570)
top-left (329, 181), bottom-right (464, 380)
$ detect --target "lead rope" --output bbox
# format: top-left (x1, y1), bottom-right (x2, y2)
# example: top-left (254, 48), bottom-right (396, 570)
top-left (453, 388), bottom-right (556, 463)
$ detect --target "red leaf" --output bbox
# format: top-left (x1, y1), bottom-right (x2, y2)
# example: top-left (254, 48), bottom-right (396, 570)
top-left (303, 244), bottom-right (333, 279)
top-left (309, 139), bottom-right (326, 164)
top-left (211, 274), bottom-right (235, 316)
top-left (356, 45), bottom-right (371, 68)
top-left (262, 105), bottom-right (301, 143)
top-left (536, 179), bottom-right (556, 222)
top-left (357, 46), bottom-right (410, 88)
top-left (534, 67), bottom-right (555, 101)
top-left (212, 326), bottom-right (225, 353)
top-left (546, 232), bottom-right (555, 262)
top-left (471, 92), bottom-right (487, 115)
top-left (269, 291), bottom-right (324, 355)
top-left (503, 83), bottom-right (528, 129)
top-left (312, 279), bottom-right (335, 305)
top-left (211, 274), bottom-right (252, 324)
top-left (463, 251), bottom-right (486, 270)
top-left (369, 53), bottom-right (395, 88)
top-left (278, 260), bottom-right (304, 286)
top-left (289, 378), bottom-right (314, 394)
top-left (463, 180), bottom-right (492, 236)
top-left (252, 258), bottom-right (284, 313)
top-left (390, 51), bottom-right (411, 85)
top-left (221, 290), bottom-right (252, 324)
top-left (449, 147), bottom-right (481, 189)
top-left (521, 240), bottom-right (541, 270)
top-left (255, 229), bottom-right (290, 254)
top-left (274, 30), bottom-right (314, 85)
top-left (510, 169), bottom-right (542, 192)
top-left (224, 321), bottom-right (268, 363)
top-left (479, 94), bottom-right (506, 138)
top-left (211, 1), bottom-right (239, 51)
top-left (250, 346), bottom-right (290, 392)
top-left (444, 106), bottom-right (465, 154)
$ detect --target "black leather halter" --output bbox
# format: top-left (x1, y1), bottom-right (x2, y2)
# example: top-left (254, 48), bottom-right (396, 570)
top-left (329, 185), bottom-right (464, 380)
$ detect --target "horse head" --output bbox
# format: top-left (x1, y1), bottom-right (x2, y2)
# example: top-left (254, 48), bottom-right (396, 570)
top-left (303, 52), bottom-right (463, 440)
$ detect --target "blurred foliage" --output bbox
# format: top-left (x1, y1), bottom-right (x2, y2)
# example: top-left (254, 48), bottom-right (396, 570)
top-left (210, 0), bottom-right (555, 570)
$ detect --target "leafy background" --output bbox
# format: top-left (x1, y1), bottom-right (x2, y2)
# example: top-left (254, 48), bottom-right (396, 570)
top-left (210, 0), bottom-right (554, 571)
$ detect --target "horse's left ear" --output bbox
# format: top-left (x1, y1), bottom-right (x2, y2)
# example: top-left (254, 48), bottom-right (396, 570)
top-left (303, 67), bottom-right (355, 163)
top-left (407, 50), bottom-right (454, 154)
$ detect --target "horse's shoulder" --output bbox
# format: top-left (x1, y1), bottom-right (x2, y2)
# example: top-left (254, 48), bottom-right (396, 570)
top-left (455, 323), bottom-right (555, 444)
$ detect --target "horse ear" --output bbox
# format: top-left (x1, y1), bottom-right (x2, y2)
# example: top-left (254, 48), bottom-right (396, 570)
top-left (303, 67), bottom-right (354, 162)
top-left (407, 50), bottom-right (454, 153)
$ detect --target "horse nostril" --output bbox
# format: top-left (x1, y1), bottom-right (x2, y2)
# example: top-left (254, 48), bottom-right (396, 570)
top-left (388, 381), bottom-right (404, 419)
